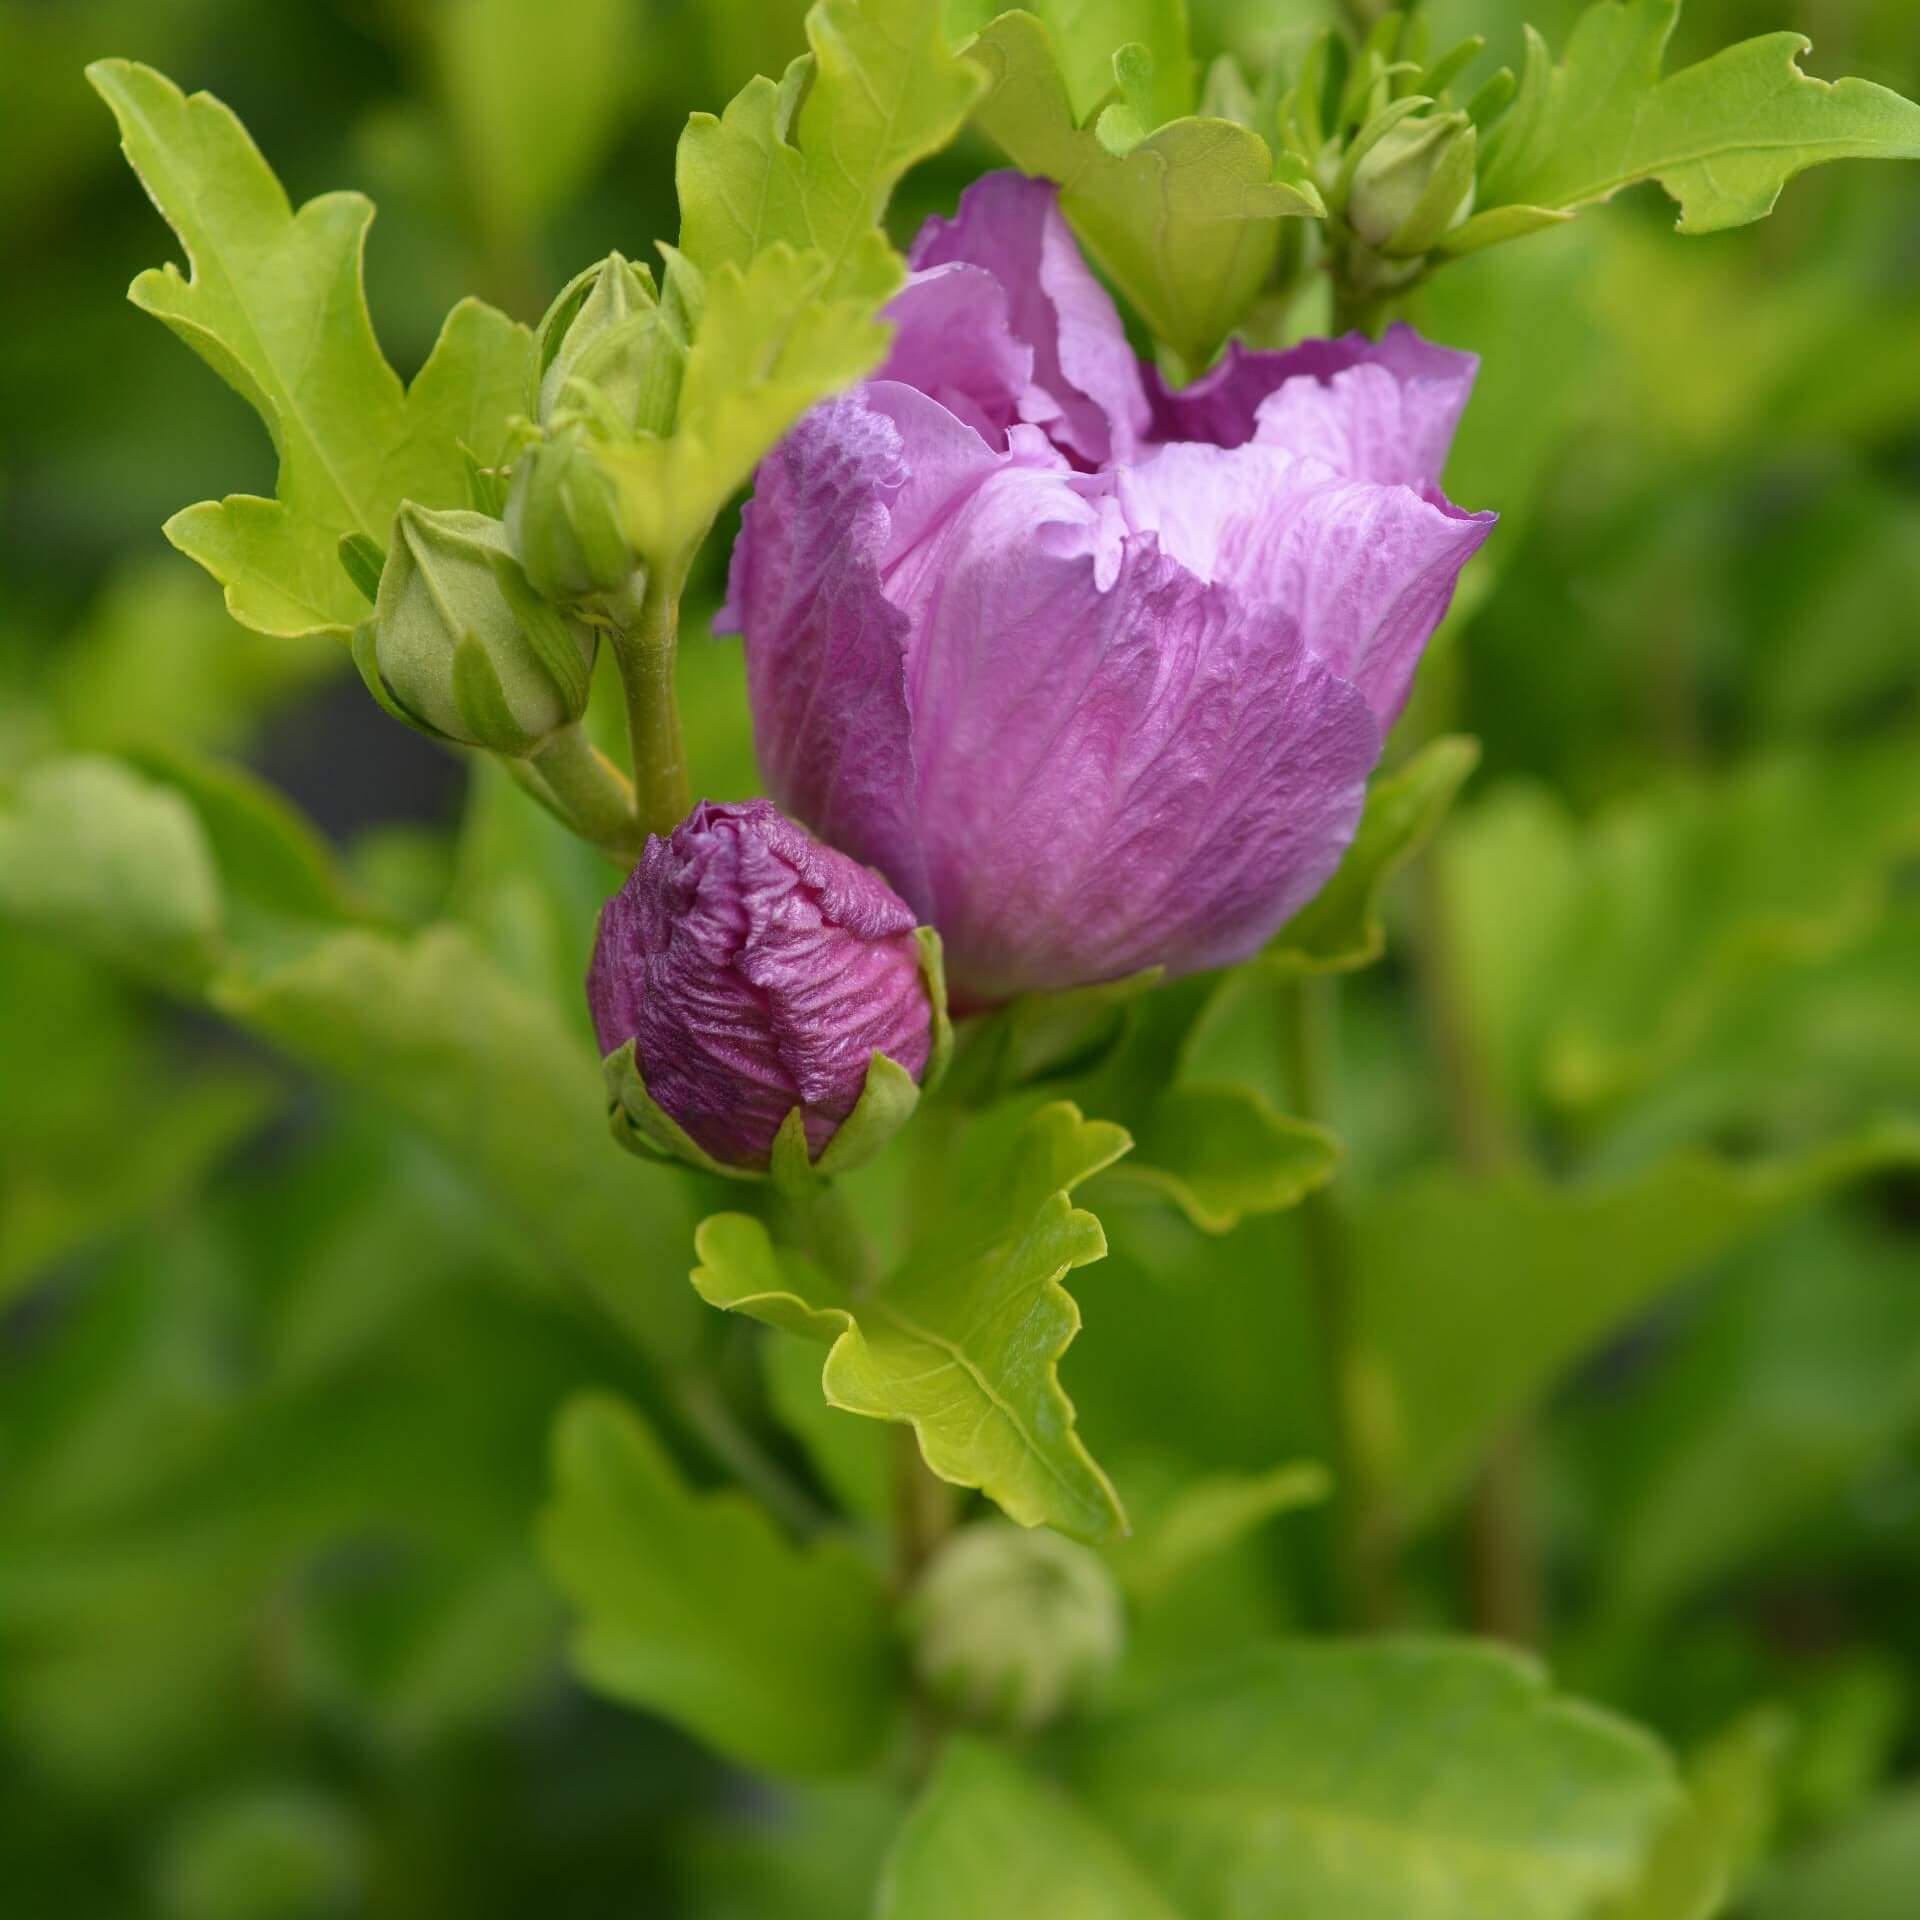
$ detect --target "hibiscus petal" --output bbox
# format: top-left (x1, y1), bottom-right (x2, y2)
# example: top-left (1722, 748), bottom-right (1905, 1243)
top-left (894, 464), bottom-right (1381, 1003)
top-left (1146, 323), bottom-right (1480, 489)
top-left (876, 262), bottom-right (1035, 449)
top-left (910, 171), bottom-right (1151, 467)
top-left (724, 393), bottom-right (934, 911)
top-left (1118, 439), bottom-right (1494, 728)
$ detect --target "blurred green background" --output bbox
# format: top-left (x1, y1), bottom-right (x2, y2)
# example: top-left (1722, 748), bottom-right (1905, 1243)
top-left (3, 1), bottom-right (1919, 1914)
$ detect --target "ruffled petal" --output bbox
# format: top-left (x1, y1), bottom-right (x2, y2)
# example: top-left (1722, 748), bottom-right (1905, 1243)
top-left (910, 171), bottom-right (1151, 468)
top-left (1146, 323), bottom-right (1480, 489)
top-left (892, 464), bottom-right (1381, 1004)
top-left (1117, 439), bottom-right (1494, 728)
top-left (875, 262), bottom-right (1034, 449)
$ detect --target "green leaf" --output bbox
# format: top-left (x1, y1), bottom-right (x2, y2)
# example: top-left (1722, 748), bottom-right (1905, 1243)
top-left (1476, 0), bottom-right (1920, 239)
top-left (1749, 1786), bottom-right (1920, 1920)
top-left (1350, 1123), bottom-right (1920, 1528)
top-left (1441, 739), bottom-right (1920, 1118)
top-left (762, 1329), bottom-right (891, 1525)
top-left (1579, 1213), bottom-right (1920, 1629)
top-left (881, 1738), bottom-right (1181, 1919)
top-left (89, 61), bottom-right (531, 639)
top-left (976, 975), bottom-right (1341, 1234)
top-left (1267, 735), bottom-right (1480, 976)
top-left (967, 9), bottom-right (1321, 370)
top-left (603, 244), bottom-right (893, 566)
top-left (1601, 1710), bottom-right (1791, 1920)
top-left (677, 0), bottom-right (985, 301)
top-left (1105, 1462), bottom-right (1329, 1608)
top-left (0, 756), bottom-right (223, 992)
top-left (538, 1393), bottom-right (893, 1775)
top-left (691, 1102), bottom-right (1130, 1541)
top-left (885, 1643), bottom-right (1679, 1919)
top-left (213, 926), bottom-right (704, 1366)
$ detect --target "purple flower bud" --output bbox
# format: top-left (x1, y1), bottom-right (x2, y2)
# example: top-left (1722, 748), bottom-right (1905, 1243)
top-left (722, 172), bottom-right (1496, 1009)
top-left (588, 800), bottom-right (935, 1171)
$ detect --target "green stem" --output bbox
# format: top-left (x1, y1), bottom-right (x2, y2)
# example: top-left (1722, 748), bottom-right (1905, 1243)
top-left (1408, 853), bottom-right (1543, 1644)
top-left (528, 722), bottom-right (644, 863)
top-left (672, 1371), bottom-right (830, 1539)
top-left (610, 565), bottom-right (692, 838)
top-left (1281, 973), bottom-right (1398, 1630)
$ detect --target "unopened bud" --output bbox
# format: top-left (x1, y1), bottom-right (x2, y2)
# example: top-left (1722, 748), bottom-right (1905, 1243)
top-left (591, 800), bottom-right (946, 1176)
top-left (1348, 111), bottom-right (1477, 257)
top-left (904, 1521), bottom-right (1125, 1732)
top-left (533, 253), bottom-right (684, 436)
top-left (359, 505), bottom-right (594, 754)
top-left (505, 430), bottom-right (641, 611)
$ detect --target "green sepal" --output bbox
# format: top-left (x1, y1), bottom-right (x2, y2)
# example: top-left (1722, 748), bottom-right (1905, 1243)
top-left (915, 925), bottom-right (954, 1093)
top-left (451, 633), bottom-right (542, 759)
top-left (337, 532), bottom-right (385, 604)
top-left (488, 550), bottom-right (595, 715)
top-left (604, 1037), bottom-right (753, 1180)
top-left (605, 1036), bottom-right (931, 1188)
top-left (348, 618), bottom-right (451, 743)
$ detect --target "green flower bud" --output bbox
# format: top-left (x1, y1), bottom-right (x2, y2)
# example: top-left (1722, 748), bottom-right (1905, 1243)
top-left (904, 1522), bottom-right (1124, 1733)
top-left (532, 252), bottom-right (684, 437)
top-left (358, 505), bottom-right (595, 755)
top-left (1348, 111), bottom-right (1478, 258)
top-left (504, 429), bottom-right (641, 612)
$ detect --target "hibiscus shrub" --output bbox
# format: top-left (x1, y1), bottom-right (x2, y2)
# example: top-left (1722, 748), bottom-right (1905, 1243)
top-left (6, 1), bottom-right (1920, 1913)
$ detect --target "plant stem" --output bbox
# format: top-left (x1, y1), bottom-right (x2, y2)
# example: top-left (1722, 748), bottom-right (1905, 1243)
top-left (1408, 852), bottom-right (1544, 1644)
top-left (609, 565), bottom-right (692, 838)
top-left (795, 1178), bottom-right (955, 1589)
top-left (528, 722), bottom-right (644, 863)
top-left (1280, 972), bottom-right (1398, 1630)
top-left (672, 1371), bottom-right (830, 1539)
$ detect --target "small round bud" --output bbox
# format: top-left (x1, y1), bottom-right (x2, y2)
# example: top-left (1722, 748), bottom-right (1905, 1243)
top-left (533, 252), bottom-right (684, 436)
top-left (904, 1521), bottom-right (1125, 1733)
top-left (589, 800), bottom-right (938, 1173)
top-left (505, 430), bottom-right (641, 611)
top-left (363, 505), bottom-right (595, 754)
top-left (1348, 111), bottom-right (1478, 257)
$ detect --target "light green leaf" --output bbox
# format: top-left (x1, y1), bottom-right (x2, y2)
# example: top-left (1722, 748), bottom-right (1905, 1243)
top-left (886, 1643), bottom-right (1678, 1919)
top-left (89, 61), bottom-right (531, 639)
top-left (1749, 1786), bottom-right (1920, 1920)
top-left (967, 9), bottom-right (1321, 370)
top-left (1075, 1642), bottom-right (1677, 1920)
top-left (1478, 0), bottom-right (1920, 237)
top-left (692, 1102), bottom-right (1130, 1541)
top-left (1268, 735), bottom-right (1481, 976)
top-left (881, 1738), bottom-right (1182, 1920)
top-left (983, 975), bottom-right (1341, 1234)
top-left (0, 756), bottom-right (223, 992)
top-left (762, 1329), bottom-right (891, 1525)
top-left (213, 925), bottom-right (703, 1365)
top-left (946, 1), bottom-right (1194, 128)
top-left (677, 0), bottom-right (984, 300)
top-left (1350, 1123), bottom-right (1920, 1527)
top-left (1601, 1709), bottom-right (1791, 1920)
top-left (604, 243), bottom-right (892, 566)
top-left (1106, 1462), bottom-right (1329, 1608)
top-left (538, 1393), bottom-right (893, 1775)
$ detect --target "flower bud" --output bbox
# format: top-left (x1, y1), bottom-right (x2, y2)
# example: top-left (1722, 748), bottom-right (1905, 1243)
top-left (590, 800), bottom-right (944, 1175)
top-left (504, 429), bottom-right (641, 611)
top-left (358, 505), bottom-right (596, 754)
top-left (532, 252), bottom-right (684, 436)
top-left (904, 1522), bottom-right (1125, 1732)
top-left (1348, 111), bottom-right (1478, 257)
